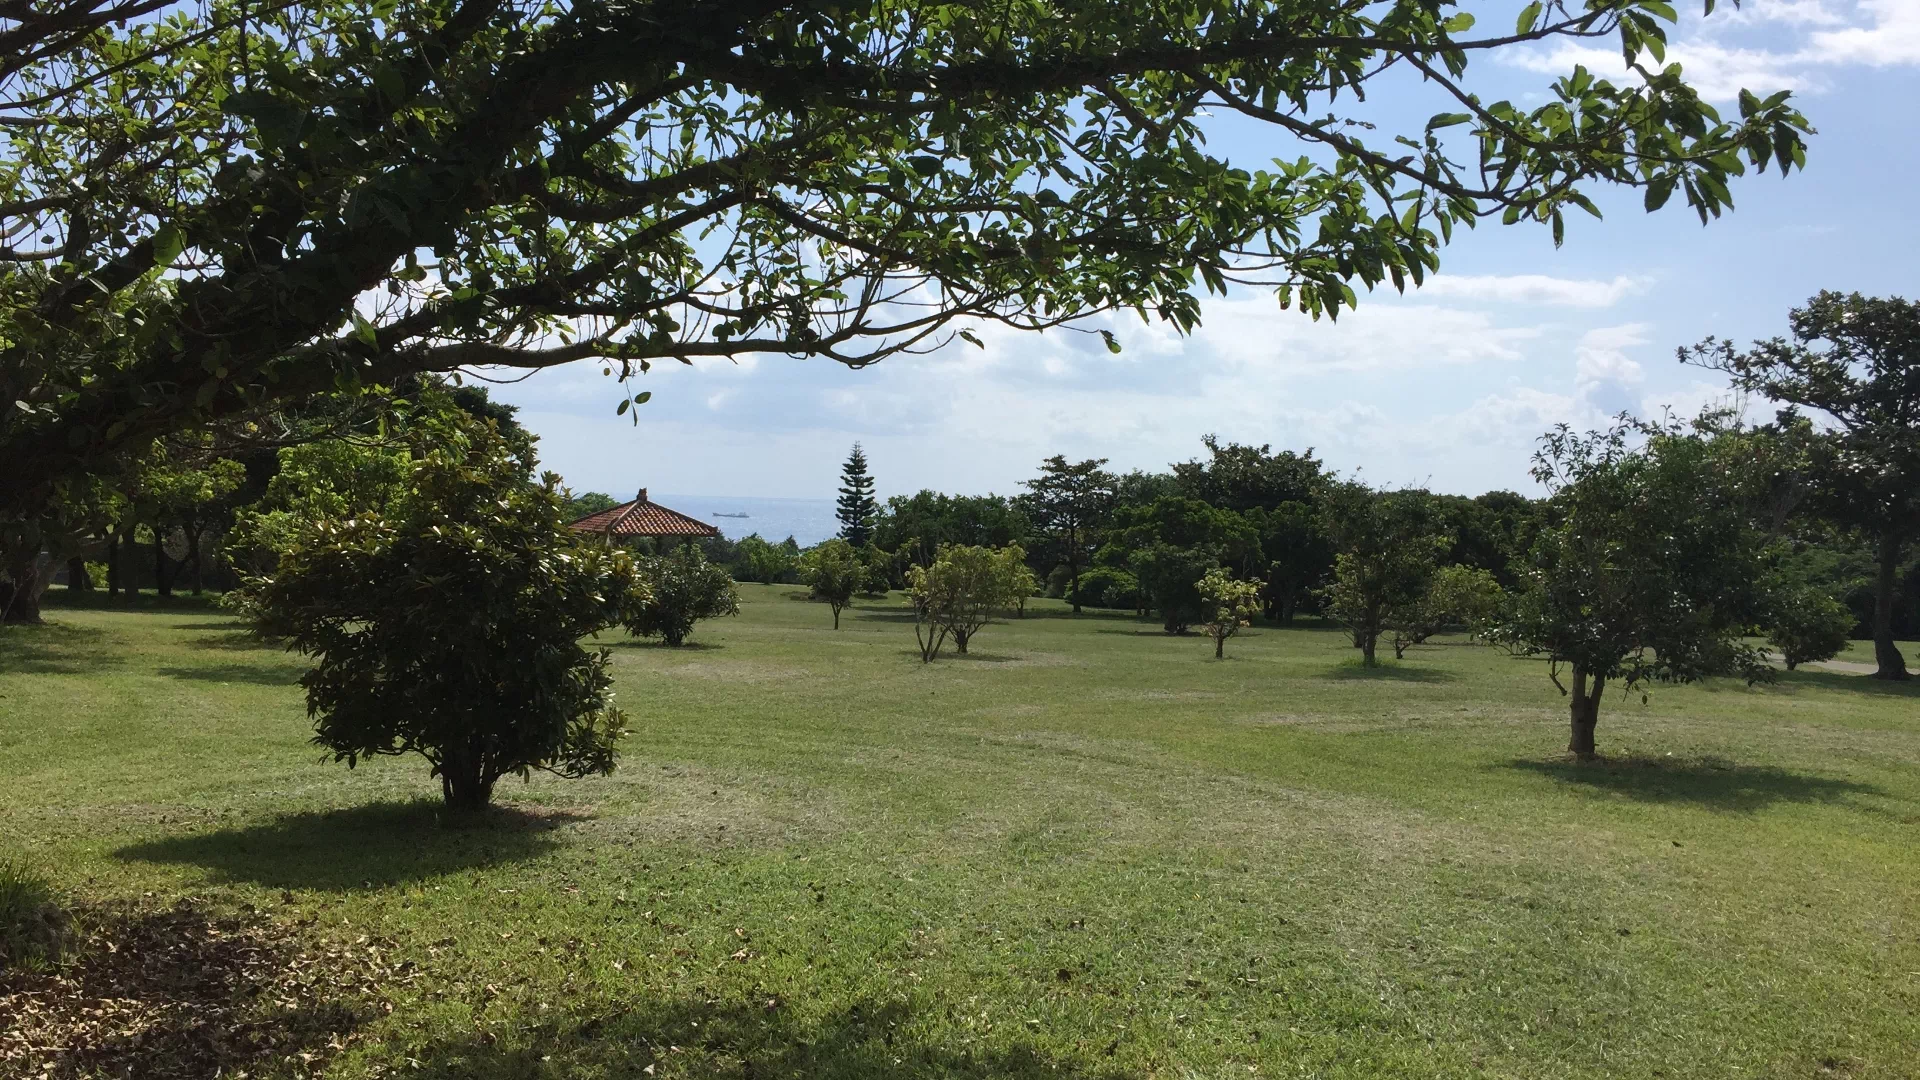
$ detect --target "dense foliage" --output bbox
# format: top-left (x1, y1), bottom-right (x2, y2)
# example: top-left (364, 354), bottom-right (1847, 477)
top-left (243, 421), bottom-right (641, 809)
top-left (1019, 456), bottom-right (1116, 613)
top-left (1198, 568), bottom-right (1262, 660)
top-left (0, 0), bottom-right (1813, 586)
top-left (1496, 417), bottom-right (1778, 759)
top-left (626, 546), bottom-right (740, 647)
top-left (908, 543), bottom-right (1030, 661)
top-left (1318, 484), bottom-right (1448, 665)
top-left (1765, 584), bottom-right (1855, 671)
top-left (835, 445), bottom-right (878, 548)
top-left (800, 538), bottom-right (864, 629)
top-left (1686, 292), bottom-right (1920, 680)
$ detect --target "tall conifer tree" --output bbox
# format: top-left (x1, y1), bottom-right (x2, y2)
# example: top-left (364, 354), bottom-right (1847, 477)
top-left (837, 444), bottom-right (877, 546)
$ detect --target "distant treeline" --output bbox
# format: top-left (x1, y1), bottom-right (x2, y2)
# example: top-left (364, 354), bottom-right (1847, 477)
top-left (580, 434), bottom-right (1917, 640)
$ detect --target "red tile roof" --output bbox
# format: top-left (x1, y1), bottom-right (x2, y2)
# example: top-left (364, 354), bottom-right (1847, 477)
top-left (569, 490), bottom-right (720, 539)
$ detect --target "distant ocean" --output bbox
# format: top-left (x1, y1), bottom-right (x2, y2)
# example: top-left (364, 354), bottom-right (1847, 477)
top-left (653, 494), bottom-right (839, 547)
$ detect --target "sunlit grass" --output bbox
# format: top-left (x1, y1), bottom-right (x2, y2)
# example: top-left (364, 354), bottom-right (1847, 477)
top-left (3, 587), bottom-right (1917, 1078)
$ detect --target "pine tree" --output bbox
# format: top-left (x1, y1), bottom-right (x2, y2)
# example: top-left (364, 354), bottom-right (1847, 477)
top-left (836, 444), bottom-right (878, 546)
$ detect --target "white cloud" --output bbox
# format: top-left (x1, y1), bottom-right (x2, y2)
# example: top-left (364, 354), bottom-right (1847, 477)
top-left (1575, 323), bottom-right (1650, 414)
top-left (1421, 273), bottom-right (1647, 308)
top-left (1505, 0), bottom-right (1920, 100)
top-left (1808, 0), bottom-right (1920, 65)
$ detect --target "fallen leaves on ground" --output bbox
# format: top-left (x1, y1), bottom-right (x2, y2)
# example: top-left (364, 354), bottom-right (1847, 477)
top-left (0, 898), bottom-right (407, 1079)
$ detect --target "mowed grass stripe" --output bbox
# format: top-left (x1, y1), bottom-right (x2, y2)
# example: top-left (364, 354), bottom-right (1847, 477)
top-left (2, 585), bottom-right (1916, 1078)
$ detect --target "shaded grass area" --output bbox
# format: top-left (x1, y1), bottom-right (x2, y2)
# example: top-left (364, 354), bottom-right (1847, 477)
top-left (3, 590), bottom-right (1919, 1079)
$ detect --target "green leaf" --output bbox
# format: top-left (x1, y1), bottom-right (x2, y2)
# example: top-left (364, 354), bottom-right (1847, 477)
top-left (633, 391), bottom-right (652, 405)
top-left (1099, 329), bottom-right (1122, 354)
top-left (152, 224), bottom-right (186, 265)
top-left (1643, 178), bottom-right (1675, 212)
top-left (1515, 1), bottom-right (1542, 34)
top-left (1425, 112), bottom-right (1473, 131)
top-left (616, 399), bottom-right (630, 416)
top-left (1442, 12), bottom-right (1475, 33)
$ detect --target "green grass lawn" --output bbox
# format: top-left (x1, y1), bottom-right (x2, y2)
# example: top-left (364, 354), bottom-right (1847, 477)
top-left (3, 587), bottom-right (1918, 1079)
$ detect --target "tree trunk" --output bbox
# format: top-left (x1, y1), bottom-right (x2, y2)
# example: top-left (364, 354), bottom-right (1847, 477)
top-left (1214, 634), bottom-right (1224, 659)
top-left (154, 527), bottom-right (174, 599)
top-left (187, 524), bottom-right (204, 595)
top-left (1, 555), bottom-right (45, 624)
top-left (1360, 632), bottom-right (1377, 666)
top-left (1067, 537), bottom-right (1082, 614)
top-left (106, 530), bottom-right (122, 598)
top-left (954, 627), bottom-right (970, 654)
top-left (1871, 529), bottom-right (1909, 680)
top-left (439, 744), bottom-right (496, 811)
top-left (832, 605), bottom-right (841, 630)
top-left (1568, 666), bottom-right (1604, 761)
top-left (68, 556), bottom-right (92, 592)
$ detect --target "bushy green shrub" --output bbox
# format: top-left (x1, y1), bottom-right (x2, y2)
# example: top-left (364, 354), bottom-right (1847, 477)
top-left (627, 546), bottom-right (740, 646)
top-left (1767, 585), bottom-right (1855, 670)
top-left (1129, 544), bottom-right (1216, 634)
top-left (907, 543), bottom-right (1029, 660)
top-left (1198, 568), bottom-right (1262, 658)
top-left (1072, 567), bottom-right (1139, 610)
top-left (245, 420), bottom-right (642, 809)
top-left (0, 855), bottom-right (65, 971)
top-left (800, 539), bottom-right (864, 628)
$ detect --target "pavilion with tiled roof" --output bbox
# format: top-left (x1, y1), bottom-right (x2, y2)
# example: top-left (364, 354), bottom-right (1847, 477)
top-left (568, 489), bottom-right (720, 542)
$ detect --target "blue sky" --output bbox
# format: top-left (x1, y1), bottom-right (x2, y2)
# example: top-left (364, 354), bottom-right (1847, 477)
top-left (496, 0), bottom-right (1920, 502)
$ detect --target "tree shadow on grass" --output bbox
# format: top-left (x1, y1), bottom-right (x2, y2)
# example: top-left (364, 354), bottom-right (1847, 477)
top-left (1775, 668), bottom-right (1920, 699)
top-left (157, 661), bottom-right (306, 686)
top-left (116, 799), bottom-right (575, 890)
top-left (851, 609), bottom-right (924, 625)
top-left (601, 638), bottom-right (726, 652)
top-left (0, 900), bottom-right (369, 1079)
top-left (186, 629), bottom-right (287, 652)
top-left (1504, 755), bottom-right (1884, 812)
top-left (1320, 660), bottom-right (1456, 683)
top-left (1012, 606), bottom-right (1150, 623)
top-left (0, 621), bottom-right (119, 675)
top-left (399, 997), bottom-right (1139, 1080)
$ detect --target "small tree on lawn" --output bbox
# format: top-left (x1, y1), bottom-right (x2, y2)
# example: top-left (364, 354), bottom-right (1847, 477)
top-left (1498, 417), bottom-right (1775, 761)
top-left (908, 543), bottom-right (1026, 661)
top-left (859, 543), bottom-right (897, 596)
top-left (1685, 292), bottom-right (1920, 679)
top-left (1389, 564), bottom-right (1507, 658)
top-left (800, 538), bottom-right (864, 629)
top-left (1128, 543), bottom-right (1218, 634)
top-left (1019, 455), bottom-right (1116, 613)
top-left (245, 421), bottom-right (641, 811)
top-left (1318, 483), bottom-right (1447, 665)
top-left (998, 545), bottom-right (1040, 618)
top-left (626, 545), bottom-right (740, 646)
top-left (1199, 568), bottom-right (1262, 659)
top-left (1766, 583), bottom-right (1855, 670)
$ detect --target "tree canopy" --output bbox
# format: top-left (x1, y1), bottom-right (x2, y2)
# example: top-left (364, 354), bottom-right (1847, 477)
top-left (1685, 292), bottom-right (1920, 680)
top-left (1, 0), bottom-right (1811, 566)
top-left (1498, 416), bottom-right (1777, 759)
